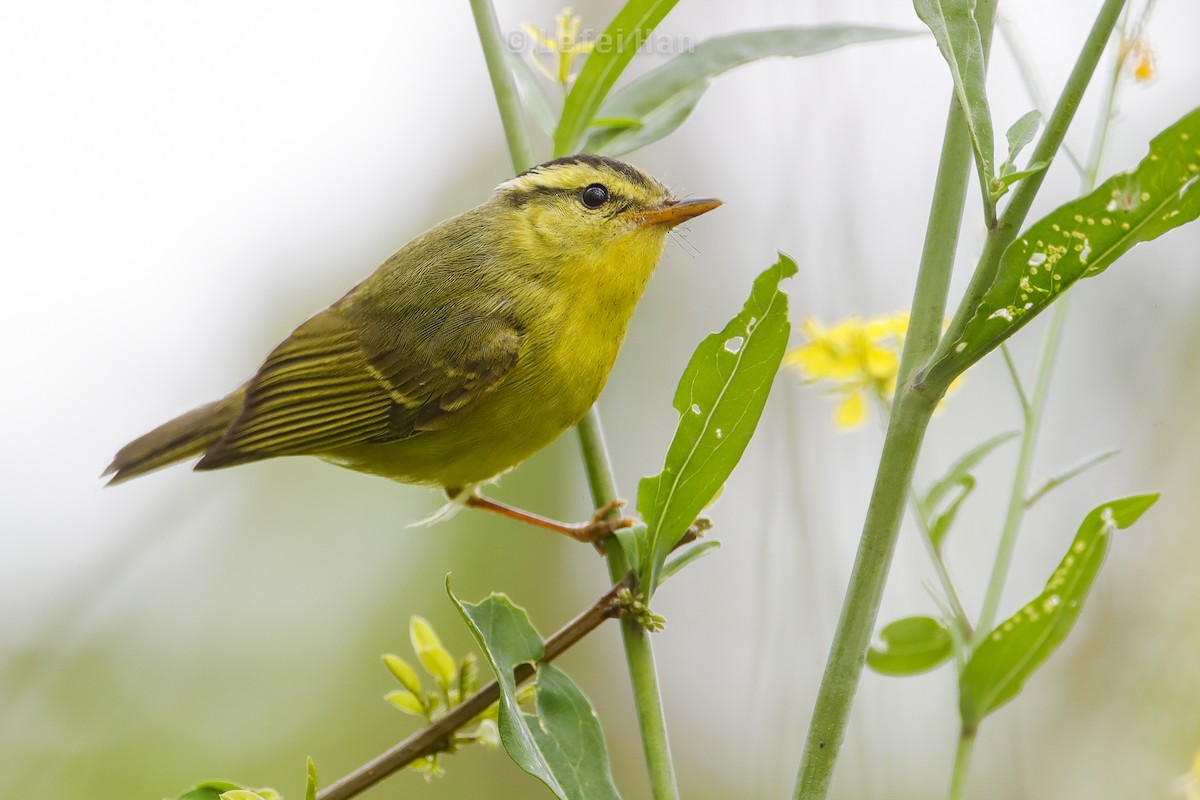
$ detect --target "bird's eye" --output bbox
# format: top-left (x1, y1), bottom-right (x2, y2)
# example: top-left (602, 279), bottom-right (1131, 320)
top-left (580, 183), bottom-right (610, 209)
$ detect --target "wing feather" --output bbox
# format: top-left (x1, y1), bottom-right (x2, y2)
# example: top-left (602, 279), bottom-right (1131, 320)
top-left (196, 297), bottom-right (523, 471)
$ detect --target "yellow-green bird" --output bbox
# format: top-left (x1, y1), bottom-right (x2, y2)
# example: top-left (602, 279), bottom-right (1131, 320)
top-left (106, 155), bottom-right (720, 541)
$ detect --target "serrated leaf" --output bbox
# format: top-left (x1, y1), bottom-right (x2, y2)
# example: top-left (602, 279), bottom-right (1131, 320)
top-left (304, 757), bottom-right (317, 800)
top-left (922, 431), bottom-right (1018, 510)
top-left (383, 653), bottom-right (422, 696)
top-left (926, 108), bottom-right (1200, 387)
top-left (638, 254), bottom-right (796, 594)
top-left (448, 584), bottom-right (621, 800)
top-left (410, 617), bottom-right (457, 689)
top-left (508, 51), bottom-right (559, 136)
top-left (385, 689), bottom-right (426, 716)
top-left (553, 0), bottom-right (681, 157)
top-left (913, 0), bottom-right (995, 183)
top-left (867, 615), bottom-right (953, 676)
top-left (959, 493), bottom-right (1159, 725)
top-left (583, 25), bottom-right (919, 156)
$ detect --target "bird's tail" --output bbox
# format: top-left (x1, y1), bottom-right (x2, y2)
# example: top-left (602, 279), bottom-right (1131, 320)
top-left (104, 391), bottom-right (244, 485)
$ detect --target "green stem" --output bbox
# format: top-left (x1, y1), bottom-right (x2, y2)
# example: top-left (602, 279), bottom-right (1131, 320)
top-left (793, 4), bottom-right (1001, 796)
top-left (907, 487), bottom-right (972, 639)
top-left (937, 0), bottom-right (1130, 359)
top-left (946, 727), bottom-right (977, 800)
top-left (469, 4), bottom-right (677, 797)
top-left (579, 408), bottom-right (681, 800)
top-left (467, 0), bottom-right (536, 173)
top-left (795, 391), bottom-right (940, 799)
top-left (972, 0), bottom-right (1127, 643)
top-left (974, 295), bottom-right (1066, 640)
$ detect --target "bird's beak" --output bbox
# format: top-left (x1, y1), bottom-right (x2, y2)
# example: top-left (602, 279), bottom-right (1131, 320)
top-left (635, 197), bottom-right (722, 228)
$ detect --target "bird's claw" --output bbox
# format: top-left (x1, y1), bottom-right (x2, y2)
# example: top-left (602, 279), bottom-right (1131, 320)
top-left (572, 498), bottom-right (635, 554)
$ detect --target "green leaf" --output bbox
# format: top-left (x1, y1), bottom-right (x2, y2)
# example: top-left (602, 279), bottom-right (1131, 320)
top-left (553, 0), bottom-right (681, 157)
top-left (304, 758), bottom-right (317, 800)
top-left (925, 107), bottom-right (1200, 387)
top-left (177, 783), bottom-right (242, 800)
top-left (927, 475), bottom-right (973, 552)
top-left (867, 615), bottom-right (953, 676)
top-left (913, 0), bottom-right (995, 183)
top-left (919, 430), bottom-right (1018, 553)
top-left (991, 162), bottom-right (1048, 197)
top-left (583, 25), bottom-right (920, 157)
top-left (508, 51), bottom-right (559, 136)
top-left (637, 254), bottom-right (796, 594)
top-left (612, 521), bottom-right (646, 575)
top-left (922, 431), bottom-right (1018, 511)
top-left (383, 653), bottom-right (422, 696)
top-left (410, 616), bottom-right (457, 689)
top-left (448, 584), bottom-right (621, 800)
top-left (1001, 110), bottom-right (1042, 175)
top-left (959, 493), bottom-right (1159, 725)
top-left (385, 689), bottom-right (426, 716)
top-left (658, 539), bottom-right (721, 584)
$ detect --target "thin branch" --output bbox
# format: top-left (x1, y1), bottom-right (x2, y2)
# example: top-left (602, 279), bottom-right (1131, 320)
top-left (936, 0), bottom-right (1130, 370)
top-left (317, 574), bottom-right (634, 800)
top-left (792, 4), bottom-right (1001, 795)
top-left (468, 0), bottom-right (536, 173)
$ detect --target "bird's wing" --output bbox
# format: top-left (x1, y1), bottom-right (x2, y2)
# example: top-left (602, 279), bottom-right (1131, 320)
top-left (197, 303), bottom-right (523, 469)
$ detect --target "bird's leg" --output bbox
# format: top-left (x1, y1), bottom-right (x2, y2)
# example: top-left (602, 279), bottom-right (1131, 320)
top-left (459, 492), bottom-right (633, 549)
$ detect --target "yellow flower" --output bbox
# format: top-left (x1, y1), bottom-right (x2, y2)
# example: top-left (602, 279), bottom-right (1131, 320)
top-left (1125, 37), bottom-right (1156, 83)
top-left (523, 7), bottom-right (595, 87)
top-left (784, 313), bottom-right (909, 428)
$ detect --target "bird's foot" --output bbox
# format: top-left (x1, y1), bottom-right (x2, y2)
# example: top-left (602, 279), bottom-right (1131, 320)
top-left (463, 493), bottom-right (634, 552)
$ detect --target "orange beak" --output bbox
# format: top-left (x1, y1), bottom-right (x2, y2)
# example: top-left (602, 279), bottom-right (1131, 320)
top-left (635, 197), bottom-right (722, 228)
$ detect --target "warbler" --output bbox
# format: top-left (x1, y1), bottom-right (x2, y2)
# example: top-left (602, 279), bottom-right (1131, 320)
top-left (105, 155), bottom-right (720, 540)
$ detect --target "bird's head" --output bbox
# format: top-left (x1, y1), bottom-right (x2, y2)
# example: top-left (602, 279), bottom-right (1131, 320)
top-left (492, 155), bottom-right (720, 296)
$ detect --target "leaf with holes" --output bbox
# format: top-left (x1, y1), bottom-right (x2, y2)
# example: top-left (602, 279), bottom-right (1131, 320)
top-left (959, 494), bottom-right (1158, 726)
top-left (914, 0), bottom-right (995, 182)
top-left (553, 0), bottom-right (681, 157)
top-left (583, 25), bottom-right (920, 157)
top-left (925, 107), bottom-right (1200, 388)
top-left (448, 583), bottom-right (621, 800)
top-left (637, 254), bottom-right (796, 594)
top-left (867, 615), bottom-right (954, 676)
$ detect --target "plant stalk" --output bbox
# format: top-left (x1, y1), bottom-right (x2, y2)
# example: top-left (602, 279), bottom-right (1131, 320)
top-left (937, 0), bottom-right (1131, 357)
top-left (973, 294), bottom-right (1067, 640)
top-left (791, 3), bottom-right (1000, 794)
top-left (946, 726), bottom-right (977, 800)
top-left (467, 0), bottom-right (536, 174)
top-left (579, 408), bottom-right (681, 800)
top-left (972, 0), bottom-right (1128, 643)
top-left (468, 4), bottom-right (679, 797)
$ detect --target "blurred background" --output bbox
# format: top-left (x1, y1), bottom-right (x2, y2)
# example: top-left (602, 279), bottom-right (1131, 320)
top-left (3, 1), bottom-right (1198, 798)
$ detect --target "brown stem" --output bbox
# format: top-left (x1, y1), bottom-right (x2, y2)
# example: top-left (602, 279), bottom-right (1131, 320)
top-left (316, 573), bottom-right (635, 800)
